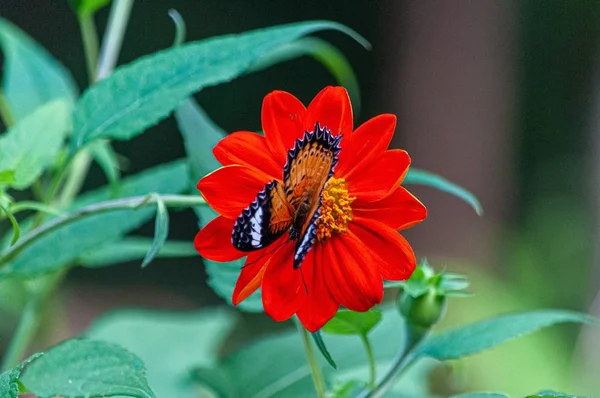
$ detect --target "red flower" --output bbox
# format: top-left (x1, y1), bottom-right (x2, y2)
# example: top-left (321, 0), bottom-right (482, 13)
top-left (195, 86), bottom-right (427, 332)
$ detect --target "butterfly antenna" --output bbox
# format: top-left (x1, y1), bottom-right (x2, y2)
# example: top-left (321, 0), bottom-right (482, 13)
top-left (241, 240), bottom-right (287, 269)
top-left (299, 266), bottom-right (309, 295)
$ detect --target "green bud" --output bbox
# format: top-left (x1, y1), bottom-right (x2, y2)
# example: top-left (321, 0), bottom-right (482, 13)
top-left (397, 287), bottom-right (447, 328)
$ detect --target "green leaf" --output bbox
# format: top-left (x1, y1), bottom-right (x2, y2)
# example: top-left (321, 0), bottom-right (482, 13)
top-left (404, 168), bottom-right (483, 216)
top-left (311, 330), bottom-right (337, 369)
top-left (211, 307), bottom-right (435, 397)
top-left (70, 0), bottom-right (111, 15)
top-left (0, 204), bottom-right (20, 246)
top-left (414, 310), bottom-right (599, 360)
top-left (71, 20), bottom-right (367, 150)
top-left (322, 309), bottom-right (382, 336)
top-left (0, 170), bottom-right (15, 184)
top-left (251, 36), bottom-right (362, 113)
top-left (174, 98), bottom-right (262, 311)
top-left (86, 308), bottom-right (237, 397)
top-left (88, 140), bottom-right (121, 187)
top-left (0, 18), bottom-right (78, 122)
top-left (141, 195), bottom-right (169, 268)
top-left (451, 394), bottom-right (508, 398)
top-left (19, 338), bottom-right (155, 398)
top-left (80, 237), bottom-right (196, 268)
top-left (526, 391), bottom-right (591, 398)
top-left (0, 99), bottom-right (71, 189)
top-left (0, 354), bottom-right (42, 398)
top-left (0, 160), bottom-right (189, 278)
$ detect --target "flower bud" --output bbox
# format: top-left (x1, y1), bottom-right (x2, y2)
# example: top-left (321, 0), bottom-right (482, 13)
top-left (397, 286), bottom-right (447, 328)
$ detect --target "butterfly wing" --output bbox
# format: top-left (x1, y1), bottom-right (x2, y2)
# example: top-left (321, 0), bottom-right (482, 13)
top-left (232, 180), bottom-right (293, 251)
top-left (283, 123), bottom-right (342, 268)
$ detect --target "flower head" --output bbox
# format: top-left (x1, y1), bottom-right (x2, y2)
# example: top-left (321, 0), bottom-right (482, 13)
top-left (195, 86), bottom-right (427, 332)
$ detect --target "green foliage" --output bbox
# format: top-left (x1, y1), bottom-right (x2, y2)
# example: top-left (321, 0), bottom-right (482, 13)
top-left (70, 0), bottom-right (111, 16)
top-left (71, 21), bottom-right (367, 150)
top-left (175, 98), bottom-right (263, 312)
top-left (79, 237), bottom-right (196, 268)
top-left (312, 331), bottom-right (337, 369)
top-left (0, 99), bottom-right (71, 190)
top-left (19, 339), bottom-right (155, 398)
top-left (323, 309), bottom-right (382, 336)
top-left (451, 394), bottom-right (508, 398)
top-left (404, 168), bottom-right (483, 216)
top-left (0, 354), bottom-right (40, 398)
top-left (0, 160), bottom-right (189, 278)
top-left (86, 308), bottom-right (237, 397)
top-left (141, 195), bottom-right (169, 268)
top-left (88, 140), bottom-right (121, 187)
top-left (526, 391), bottom-right (590, 398)
top-left (0, 204), bottom-right (19, 246)
top-left (414, 310), bottom-right (599, 360)
top-left (0, 18), bottom-right (78, 122)
top-left (0, 170), bottom-right (15, 185)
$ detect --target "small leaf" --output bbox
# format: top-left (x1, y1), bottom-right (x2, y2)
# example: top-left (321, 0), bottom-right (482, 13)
top-left (414, 310), bottom-right (600, 360)
top-left (80, 237), bottom-right (196, 268)
top-left (0, 353), bottom-right (42, 398)
top-left (526, 391), bottom-right (590, 398)
top-left (0, 204), bottom-right (20, 246)
top-left (311, 330), bottom-right (337, 369)
top-left (0, 170), bottom-right (15, 185)
top-left (450, 394), bottom-right (508, 398)
top-left (141, 195), bottom-right (169, 268)
top-left (0, 99), bottom-right (71, 190)
top-left (322, 309), bottom-right (382, 336)
top-left (19, 338), bottom-right (155, 398)
top-left (88, 140), bottom-right (121, 187)
top-left (70, 0), bottom-right (111, 15)
top-left (404, 168), bottom-right (483, 216)
top-left (0, 18), bottom-right (78, 122)
top-left (86, 308), bottom-right (237, 397)
top-left (71, 20), bottom-right (367, 150)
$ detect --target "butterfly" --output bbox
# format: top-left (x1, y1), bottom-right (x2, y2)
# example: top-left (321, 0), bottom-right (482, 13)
top-left (231, 123), bottom-right (342, 268)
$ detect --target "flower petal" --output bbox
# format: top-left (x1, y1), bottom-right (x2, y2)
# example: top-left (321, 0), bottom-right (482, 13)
top-left (351, 217), bottom-right (416, 281)
top-left (213, 131), bottom-right (282, 179)
top-left (305, 86), bottom-right (353, 137)
top-left (336, 114), bottom-right (396, 178)
top-left (262, 243), bottom-right (308, 321)
top-left (194, 216), bottom-right (245, 262)
top-left (323, 233), bottom-right (383, 312)
top-left (232, 241), bottom-right (284, 305)
top-left (297, 246), bottom-right (339, 332)
top-left (262, 90), bottom-right (306, 165)
top-left (197, 165), bottom-right (272, 218)
top-left (346, 149), bottom-right (411, 202)
top-left (353, 186), bottom-right (427, 230)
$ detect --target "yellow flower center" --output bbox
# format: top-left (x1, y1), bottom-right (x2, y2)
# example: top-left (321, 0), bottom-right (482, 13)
top-left (316, 177), bottom-right (355, 241)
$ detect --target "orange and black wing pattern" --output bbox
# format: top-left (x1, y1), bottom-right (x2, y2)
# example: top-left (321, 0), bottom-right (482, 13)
top-left (283, 123), bottom-right (342, 268)
top-left (231, 180), bottom-right (293, 251)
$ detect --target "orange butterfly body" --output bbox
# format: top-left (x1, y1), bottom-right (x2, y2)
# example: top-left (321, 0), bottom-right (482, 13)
top-left (232, 123), bottom-right (341, 268)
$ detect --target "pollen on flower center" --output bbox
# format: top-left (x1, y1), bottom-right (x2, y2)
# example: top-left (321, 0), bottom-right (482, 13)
top-left (316, 177), bottom-right (355, 241)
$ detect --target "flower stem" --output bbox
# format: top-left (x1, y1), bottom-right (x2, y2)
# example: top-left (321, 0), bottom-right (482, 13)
top-left (78, 13), bottom-right (99, 84)
top-left (0, 194), bottom-right (206, 268)
top-left (358, 324), bottom-right (428, 398)
top-left (360, 334), bottom-right (376, 390)
top-left (297, 321), bottom-right (327, 398)
top-left (96, 0), bottom-right (134, 81)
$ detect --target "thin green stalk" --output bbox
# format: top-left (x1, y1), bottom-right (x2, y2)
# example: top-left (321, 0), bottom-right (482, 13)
top-left (0, 89), bottom-right (15, 128)
top-left (96, 0), bottom-right (134, 80)
top-left (1, 295), bottom-right (43, 370)
top-left (78, 13), bottom-right (99, 84)
top-left (297, 322), bottom-right (327, 398)
top-left (0, 194), bottom-right (206, 267)
top-left (360, 334), bottom-right (376, 390)
top-left (359, 324), bottom-right (428, 398)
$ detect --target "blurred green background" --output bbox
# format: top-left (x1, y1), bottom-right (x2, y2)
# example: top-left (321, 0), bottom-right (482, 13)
top-left (2, 0), bottom-right (600, 396)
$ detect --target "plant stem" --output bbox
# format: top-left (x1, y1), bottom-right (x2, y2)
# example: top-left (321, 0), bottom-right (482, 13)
top-left (361, 334), bottom-right (377, 390)
top-left (0, 89), bottom-right (15, 129)
top-left (96, 0), bottom-right (134, 80)
top-left (358, 324), bottom-right (428, 398)
top-left (297, 322), bottom-right (327, 398)
top-left (78, 13), bottom-right (99, 84)
top-left (0, 194), bottom-right (206, 267)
